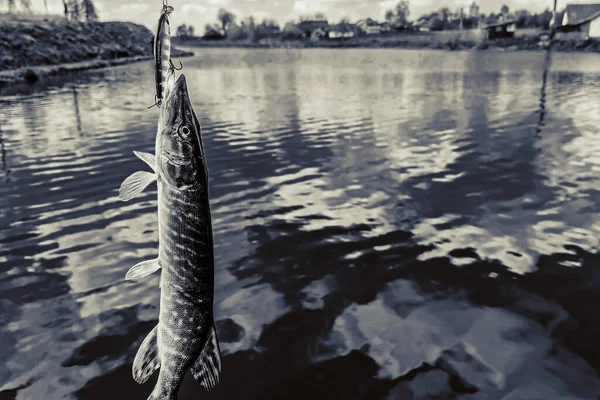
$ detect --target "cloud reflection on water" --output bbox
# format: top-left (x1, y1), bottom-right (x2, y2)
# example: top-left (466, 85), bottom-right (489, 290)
top-left (2, 49), bottom-right (600, 399)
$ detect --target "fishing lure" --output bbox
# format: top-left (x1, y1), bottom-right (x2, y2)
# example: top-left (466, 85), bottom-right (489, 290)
top-left (149, 1), bottom-right (183, 109)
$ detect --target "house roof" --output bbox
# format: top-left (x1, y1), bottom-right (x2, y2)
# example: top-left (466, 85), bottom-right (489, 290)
top-left (357, 18), bottom-right (380, 27)
top-left (484, 20), bottom-right (517, 29)
top-left (563, 3), bottom-right (600, 25)
top-left (330, 22), bottom-right (357, 32)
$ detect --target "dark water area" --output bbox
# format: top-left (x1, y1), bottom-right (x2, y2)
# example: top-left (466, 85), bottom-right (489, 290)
top-left (2, 48), bottom-right (600, 399)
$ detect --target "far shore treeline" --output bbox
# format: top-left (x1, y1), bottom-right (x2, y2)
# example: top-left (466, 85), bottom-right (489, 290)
top-left (173, 1), bottom-right (556, 42)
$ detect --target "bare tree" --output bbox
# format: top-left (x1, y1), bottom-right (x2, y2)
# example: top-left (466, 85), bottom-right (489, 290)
top-left (82, 0), bottom-right (98, 22)
top-left (395, 0), bottom-right (409, 24)
top-left (176, 24), bottom-right (188, 38)
top-left (469, 1), bottom-right (479, 18)
top-left (70, 0), bottom-right (80, 21)
top-left (217, 8), bottom-right (235, 36)
top-left (20, 0), bottom-right (31, 13)
top-left (385, 9), bottom-right (394, 23)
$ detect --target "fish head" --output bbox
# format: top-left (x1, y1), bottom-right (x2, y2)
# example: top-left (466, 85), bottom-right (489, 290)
top-left (157, 74), bottom-right (206, 191)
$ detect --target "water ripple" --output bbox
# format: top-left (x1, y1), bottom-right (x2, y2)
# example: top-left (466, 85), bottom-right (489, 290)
top-left (2, 49), bottom-right (600, 399)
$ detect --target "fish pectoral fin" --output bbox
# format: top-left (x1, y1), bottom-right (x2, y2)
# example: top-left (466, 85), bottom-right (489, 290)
top-left (133, 151), bottom-right (156, 172)
top-left (125, 258), bottom-right (161, 281)
top-left (118, 171), bottom-right (157, 202)
top-left (133, 325), bottom-right (160, 384)
top-left (191, 322), bottom-right (222, 391)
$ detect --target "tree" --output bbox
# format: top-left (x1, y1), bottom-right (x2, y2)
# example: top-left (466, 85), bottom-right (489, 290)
top-left (20, 0), bottom-right (30, 12)
top-left (430, 17), bottom-right (444, 31)
top-left (62, 0), bottom-right (68, 18)
top-left (500, 4), bottom-right (509, 16)
top-left (71, 0), bottom-right (80, 21)
top-left (314, 12), bottom-right (326, 21)
top-left (440, 7), bottom-right (450, 21)
top-left (217, 8), bottom-right (235, 36)
top-left (187, 25), bottom-right (194, 37)
top-left (469, 1), bottom-right (479, 18)
top-left (176, 24), bottom-right (188, 38)
top-left (82, 0), bottom-right (98, 22)
top-left (514, 9), bottom-right (532, 28)
top-left (395, 0), bottom-right (409, 24)
top-left (385, 9), bottom-right (394, 23)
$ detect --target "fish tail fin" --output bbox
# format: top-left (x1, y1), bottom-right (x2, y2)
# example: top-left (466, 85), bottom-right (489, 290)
top-left (133, 325), bottom-right (160, 384)
top-left (191, 321), bottom-right (222, 391)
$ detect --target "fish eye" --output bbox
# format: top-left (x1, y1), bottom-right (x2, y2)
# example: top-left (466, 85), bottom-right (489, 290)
top-left (179, 125), bottom-right (191, 138)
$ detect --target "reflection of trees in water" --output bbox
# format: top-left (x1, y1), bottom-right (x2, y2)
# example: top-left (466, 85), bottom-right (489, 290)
top-left (0, 126), bottom-right (8, 179)
top-left (535, 50), bottom-right (552, 139)
top-left (72, 86), bottom-right (83, 137)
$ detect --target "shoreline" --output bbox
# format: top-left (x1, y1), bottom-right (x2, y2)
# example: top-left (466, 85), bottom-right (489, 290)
top-left (0, 50), bottom-right (194, 87)
top-left (173, 35), bottom-right (600, 54)
top-left (0, 17), bottom-right (195, 87)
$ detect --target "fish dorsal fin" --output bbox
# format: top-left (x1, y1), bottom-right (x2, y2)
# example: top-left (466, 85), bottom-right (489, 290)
top-left (133, 151), bottom-right (156, 172)
top-left (191, 322), bottom-right (222, 391)
top-left (119, 171), bottom-right (157, 202)
top-left (125, 258), bottom-right (161, 281)
top-left (132, 325), bottom-right (160, 384)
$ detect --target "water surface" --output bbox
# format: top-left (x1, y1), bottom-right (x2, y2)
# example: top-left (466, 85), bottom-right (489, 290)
top-left (2, 48), bottom-right (600, 399)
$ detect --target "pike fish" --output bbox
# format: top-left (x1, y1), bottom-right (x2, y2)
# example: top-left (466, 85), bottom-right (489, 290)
top-left (119, 74), bottom-right (221, 400)
top-left (150, 4), bottom-right (182, 108)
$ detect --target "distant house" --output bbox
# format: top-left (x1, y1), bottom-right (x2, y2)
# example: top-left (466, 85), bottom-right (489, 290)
top-left (310, 27), bottom-right (327, 41)
top-left (328, 22), bottom-right (358, 39)
top-left (356, 18), bottom-right (382, 35)
top-left (296, 20), bottom-right (330, 38)
top-left (391, 20), bottom-right (412, 32)
top-left (483, 20), bottom-right (517, 40)
top-left (202, 29), bottom-right (224, 40)
top-left (380, 22), bottom-right (391, 33)
top-left (413, 15), bottom-right (437, 31)
top-left (556, 3), bottom-right (600, 39)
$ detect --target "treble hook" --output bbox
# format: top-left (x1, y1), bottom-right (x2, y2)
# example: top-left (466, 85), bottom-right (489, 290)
top-left (170, 59), bottom-right (183, 70)
top-left (148, 95), bottom-right (162, 109)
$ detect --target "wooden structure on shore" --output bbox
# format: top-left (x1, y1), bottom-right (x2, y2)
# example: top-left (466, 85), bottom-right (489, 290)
top-left (483, 20), bottom-right (517, 40)
top-left (555, 3), bottom-right (600, 40)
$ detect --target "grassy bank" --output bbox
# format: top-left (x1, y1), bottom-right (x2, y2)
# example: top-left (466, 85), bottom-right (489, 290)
top-left (0, 15), bottom-right (193, 85)
top-left (174, 31), bottom-right (600, 53)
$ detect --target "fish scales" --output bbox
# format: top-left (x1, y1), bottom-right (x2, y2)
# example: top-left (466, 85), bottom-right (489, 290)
top-left (119, 74), bottom-right (221, 400)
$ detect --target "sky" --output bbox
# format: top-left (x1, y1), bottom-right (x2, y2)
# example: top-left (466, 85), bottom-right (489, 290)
top-left (15, 0), bottom-right (584, 35)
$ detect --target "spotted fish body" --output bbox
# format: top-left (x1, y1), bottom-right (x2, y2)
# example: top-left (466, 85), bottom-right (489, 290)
top-left (119, 74), bottom-right (221, 400)
top-left (153, 5), bottom-right (175, 106)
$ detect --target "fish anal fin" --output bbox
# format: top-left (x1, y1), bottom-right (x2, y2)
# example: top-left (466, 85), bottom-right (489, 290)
top-left (133, 325), bottom-right (160, 384)
top-left (133, 151), bottom-right (156, 172)
top-left (125, 258), bottom-right (161, 281)
top-left (191, 322), bottom-right (222, 391)
top-left (119, 171), bottom-right (157, 202)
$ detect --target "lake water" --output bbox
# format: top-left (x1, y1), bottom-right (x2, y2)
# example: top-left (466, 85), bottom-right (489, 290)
top-left (2, 48), bottom-right (600, 399)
